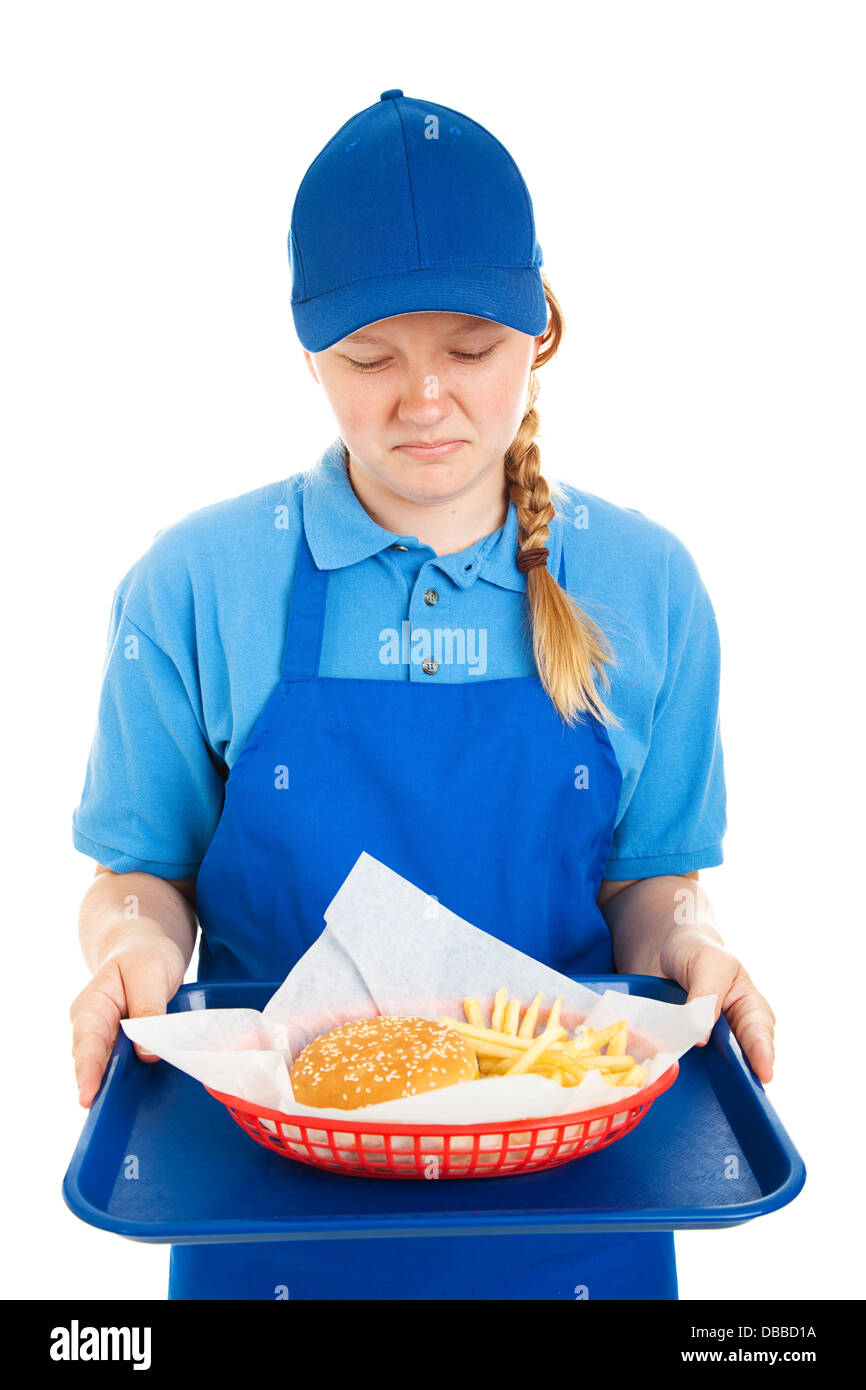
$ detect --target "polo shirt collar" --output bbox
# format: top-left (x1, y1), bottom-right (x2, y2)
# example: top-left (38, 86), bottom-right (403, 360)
top-left (302, 437), bottom-right (562, 593)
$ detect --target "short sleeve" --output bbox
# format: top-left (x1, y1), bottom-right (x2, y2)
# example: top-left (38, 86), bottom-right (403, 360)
top-left (71, 581), bottom-right (227, 879)
top-left (602, 551), bottom-right (727, 880)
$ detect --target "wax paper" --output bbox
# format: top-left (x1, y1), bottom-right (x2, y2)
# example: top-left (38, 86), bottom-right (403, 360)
top-left (121, 851), bottom-right (716, 1123)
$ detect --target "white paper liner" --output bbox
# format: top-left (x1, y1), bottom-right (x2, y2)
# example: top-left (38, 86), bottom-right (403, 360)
top-left (121, 851), bottom-right (716, 1125)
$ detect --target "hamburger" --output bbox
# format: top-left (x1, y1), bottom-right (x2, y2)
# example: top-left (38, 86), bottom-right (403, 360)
top-left (289, 1014), bottom-right (479, 1110)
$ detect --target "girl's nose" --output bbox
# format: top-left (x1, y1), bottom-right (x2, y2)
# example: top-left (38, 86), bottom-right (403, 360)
top-left (400, 370), bottom-right (449, 412)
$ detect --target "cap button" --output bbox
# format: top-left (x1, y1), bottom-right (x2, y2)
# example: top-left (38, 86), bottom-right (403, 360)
top-left (380, 89), bottom-right (403, 101)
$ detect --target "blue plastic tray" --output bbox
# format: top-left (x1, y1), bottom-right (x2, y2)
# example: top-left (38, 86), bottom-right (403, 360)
top-left (63, 976), bottom-right (805, 1243)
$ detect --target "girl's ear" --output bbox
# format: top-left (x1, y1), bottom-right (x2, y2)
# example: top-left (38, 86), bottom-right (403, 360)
top-left (303, 350), bottom-right (320, 384)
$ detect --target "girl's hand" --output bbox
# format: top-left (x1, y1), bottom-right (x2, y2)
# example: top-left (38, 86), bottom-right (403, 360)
top-left (659, 928), bottom-right (776, 1083)
top-left (70, 929), bottom-right (187, 1108)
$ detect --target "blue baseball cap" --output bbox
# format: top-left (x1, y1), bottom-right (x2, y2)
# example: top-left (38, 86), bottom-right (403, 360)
top-left (289, 89), bottom-right (549, 353)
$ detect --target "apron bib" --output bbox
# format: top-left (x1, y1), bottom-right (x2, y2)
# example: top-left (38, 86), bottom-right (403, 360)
top-left (169, 497), bottom-right (677, 1299)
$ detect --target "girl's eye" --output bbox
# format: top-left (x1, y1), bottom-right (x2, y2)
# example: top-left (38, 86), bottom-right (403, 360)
top-left (347, 347), bottom-right (496, 372)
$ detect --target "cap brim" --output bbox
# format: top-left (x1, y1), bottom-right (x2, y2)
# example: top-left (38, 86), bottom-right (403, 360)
top-left (292, 264), bottom-right (548, 352)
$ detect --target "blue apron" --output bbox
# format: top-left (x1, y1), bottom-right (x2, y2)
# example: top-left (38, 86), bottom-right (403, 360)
top-left (168, 499), bottom-right (678, 1299)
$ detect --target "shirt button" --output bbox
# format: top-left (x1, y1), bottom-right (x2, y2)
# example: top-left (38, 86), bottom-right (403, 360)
top-left (393, 543), bottom-right (408, 551)
top-left (424, 588), bottom-right (439, 605)
top-left (421, 658), bottom-right (438, 675)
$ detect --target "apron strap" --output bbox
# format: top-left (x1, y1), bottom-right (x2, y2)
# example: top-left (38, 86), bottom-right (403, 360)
top-left (282, 512), bottom-right (328, 681)
top-left (281, 499), bottom-right (568, 682)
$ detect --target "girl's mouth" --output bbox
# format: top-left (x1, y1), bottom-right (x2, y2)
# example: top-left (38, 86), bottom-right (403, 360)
top-left (395, 441), bottom-right (466, 458)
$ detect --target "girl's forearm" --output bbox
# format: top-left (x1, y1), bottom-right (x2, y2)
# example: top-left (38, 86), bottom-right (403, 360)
top-left (78, 869), bottom-right (198, 973)
top-left (602, 875), bottom-right (723, 976)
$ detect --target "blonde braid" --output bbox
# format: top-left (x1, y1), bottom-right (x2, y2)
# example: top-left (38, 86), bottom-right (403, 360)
top-left (505, 274), bottom-right (620, 728)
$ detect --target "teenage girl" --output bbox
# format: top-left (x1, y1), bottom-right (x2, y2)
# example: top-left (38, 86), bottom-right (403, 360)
top-left (70, 89), bottom-right (775, 1300)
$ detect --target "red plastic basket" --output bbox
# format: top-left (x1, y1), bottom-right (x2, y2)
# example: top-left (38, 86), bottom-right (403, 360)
top-left (204, 1061), bottom-right (679, 1179)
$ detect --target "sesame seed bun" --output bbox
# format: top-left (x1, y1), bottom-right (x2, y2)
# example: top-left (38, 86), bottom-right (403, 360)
top-left (289, 1015), bottom-right (479, 1110)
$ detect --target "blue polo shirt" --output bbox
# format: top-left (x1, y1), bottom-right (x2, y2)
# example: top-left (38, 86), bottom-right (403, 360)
top-left (72, 437), bottom-right (726, 882)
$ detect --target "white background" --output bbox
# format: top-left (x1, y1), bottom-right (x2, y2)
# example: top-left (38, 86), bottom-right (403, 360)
top-left (2, 0), bottom-right (863, 1301)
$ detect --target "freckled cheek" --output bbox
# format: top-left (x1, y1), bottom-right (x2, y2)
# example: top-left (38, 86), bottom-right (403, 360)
top-left (490, 376), bottom-right (521, 412)
top-left (438, 370), bottom-right (508, 417)
top-left (468, 373), bottom-right (525, 432)
top-left (335, 396), bottom-right (380, 437)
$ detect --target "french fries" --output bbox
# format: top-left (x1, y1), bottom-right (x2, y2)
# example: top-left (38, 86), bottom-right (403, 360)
top-left (440, 989), bottom-right (647, 1091)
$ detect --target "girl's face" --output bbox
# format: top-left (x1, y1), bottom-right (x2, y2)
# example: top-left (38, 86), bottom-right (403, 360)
top-left (304, 312), bottom-right (542, 506)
